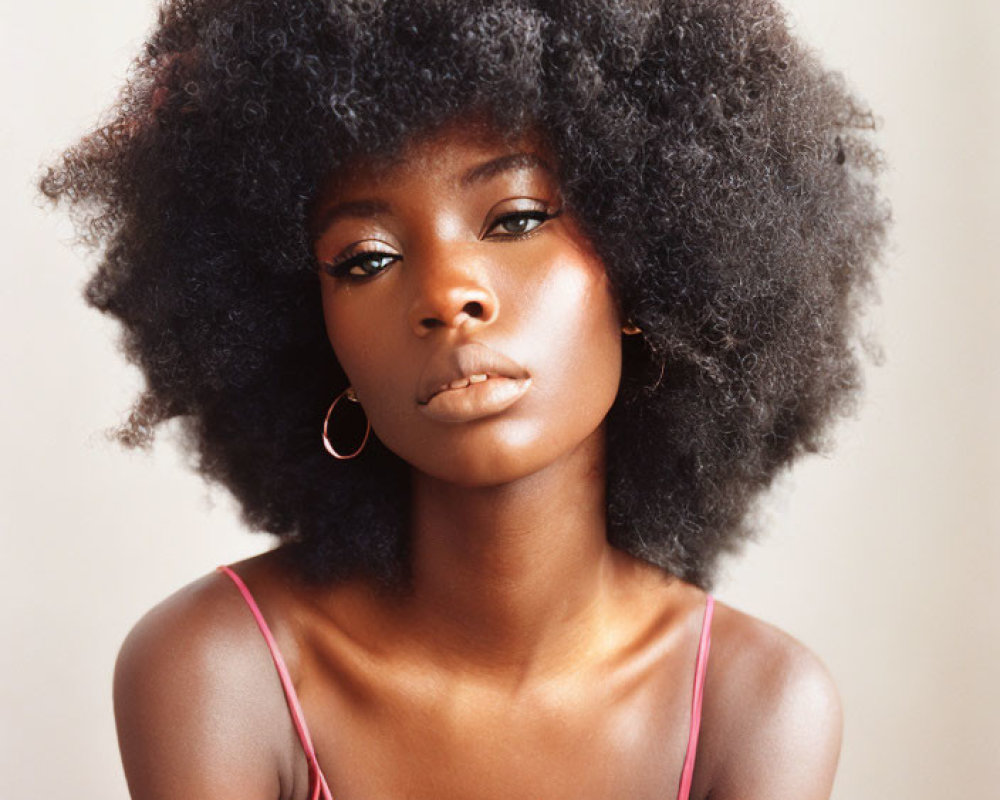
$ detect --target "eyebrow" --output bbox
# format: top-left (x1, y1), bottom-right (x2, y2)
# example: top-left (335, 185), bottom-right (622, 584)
top-left (313, 152), bottom-right (554, 235)
top-left (312, 199), bottom-right (391, 239)
top-left (458, 152), bottom-right (555, 187)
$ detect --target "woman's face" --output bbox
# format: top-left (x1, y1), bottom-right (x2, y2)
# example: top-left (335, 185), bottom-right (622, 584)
top-left (312, 120), bottom-right (625, 486)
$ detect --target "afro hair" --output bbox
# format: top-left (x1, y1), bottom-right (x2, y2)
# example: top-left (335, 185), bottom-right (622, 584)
top-left (41, 0), bottom-right (888, 590)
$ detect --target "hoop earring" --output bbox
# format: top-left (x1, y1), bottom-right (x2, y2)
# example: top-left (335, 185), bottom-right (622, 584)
top-left (622, 322), bottom-right (642, 335)
top-left (322, 386), bottom-right (371, 460)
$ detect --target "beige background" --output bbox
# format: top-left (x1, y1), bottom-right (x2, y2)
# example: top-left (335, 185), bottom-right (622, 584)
top-left (2, 0), bottom-right (998, 796)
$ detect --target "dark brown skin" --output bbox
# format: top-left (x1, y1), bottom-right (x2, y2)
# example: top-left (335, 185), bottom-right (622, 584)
top-left (114, 120), bottom-right (843, 799)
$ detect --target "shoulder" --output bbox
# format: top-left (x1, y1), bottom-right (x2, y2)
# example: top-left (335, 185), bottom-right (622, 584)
top-left (113, 561), bottom-right (302, 799)
top-left (694, 600), bottom-right (842, 800)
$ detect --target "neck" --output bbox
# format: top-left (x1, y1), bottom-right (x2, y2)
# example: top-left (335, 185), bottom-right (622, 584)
top-left (400, 429), bottom-right (630, 682)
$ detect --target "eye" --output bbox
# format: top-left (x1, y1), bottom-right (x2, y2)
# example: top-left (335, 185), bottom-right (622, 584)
top-left (485, 208), bottom-right (561, 239)
top-left (321, 249), bottom-right (399, 280)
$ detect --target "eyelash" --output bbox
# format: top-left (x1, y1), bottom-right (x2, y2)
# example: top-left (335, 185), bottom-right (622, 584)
top-left (320, 207), bottom-right (562, 281)
top-left (487, 208), bottom-right (560, 239)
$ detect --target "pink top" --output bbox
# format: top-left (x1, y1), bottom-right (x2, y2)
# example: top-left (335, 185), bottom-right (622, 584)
top-left (218, 565), bottom-right (714, 800)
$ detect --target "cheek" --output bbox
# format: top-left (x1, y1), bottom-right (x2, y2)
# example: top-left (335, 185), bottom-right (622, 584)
top-left (320, 287), bottom-right (360, 377)
top-left (522, 256), bottom-right (623, 424)
top-left (320, 286), bottom-right (390, 395)
top-left (320, 285), bottom-right (421, 443)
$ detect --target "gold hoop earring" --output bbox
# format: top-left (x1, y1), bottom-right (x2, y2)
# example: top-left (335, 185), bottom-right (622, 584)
top-left (622, 322), bottom-right (642, 335)
top-left (322, 386), bottom-right (371, 460)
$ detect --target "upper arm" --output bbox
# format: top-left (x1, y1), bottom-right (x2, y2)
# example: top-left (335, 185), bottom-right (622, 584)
top-left (701, 607), bottom-right (843, 800)
top-left (113, 574), bottom-right (291, 800)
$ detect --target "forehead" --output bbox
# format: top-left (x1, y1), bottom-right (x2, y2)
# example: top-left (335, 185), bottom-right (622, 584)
top-left (317, 118), bottom-right (558, 199)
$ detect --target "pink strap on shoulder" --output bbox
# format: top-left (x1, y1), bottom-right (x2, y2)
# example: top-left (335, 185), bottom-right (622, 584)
top-left (217, 565), bottom-right (334, 800)
top-left (676, 594), bottom-right (714, 800)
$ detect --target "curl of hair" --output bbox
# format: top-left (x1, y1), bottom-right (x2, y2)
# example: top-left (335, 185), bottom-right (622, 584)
top-left (41, 0), bottom-right (888, 589)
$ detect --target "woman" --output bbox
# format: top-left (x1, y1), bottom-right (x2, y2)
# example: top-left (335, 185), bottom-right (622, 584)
top-left (41, 0), bottom-right (887, 797)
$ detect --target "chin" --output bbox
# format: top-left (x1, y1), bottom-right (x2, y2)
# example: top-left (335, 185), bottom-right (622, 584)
top-left (400, 422), bottom-right (607, 490)
top-left (404, 439), bottom-right (547, 487)
top-left (419, 454), bottom-right (543, 488)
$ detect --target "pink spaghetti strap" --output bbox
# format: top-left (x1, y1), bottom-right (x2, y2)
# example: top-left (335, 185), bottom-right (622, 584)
top-left (676, 595), bottom-right (715, 800)
top-left (217, 565), bottom-right (335, 800)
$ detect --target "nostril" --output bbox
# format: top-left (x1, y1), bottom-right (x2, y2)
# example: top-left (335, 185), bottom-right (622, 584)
top-left (416, 298), bottom-right (491, 333)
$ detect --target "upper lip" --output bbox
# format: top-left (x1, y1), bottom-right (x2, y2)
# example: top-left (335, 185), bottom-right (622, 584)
top-left (417, 342), bottom-right (530, 405)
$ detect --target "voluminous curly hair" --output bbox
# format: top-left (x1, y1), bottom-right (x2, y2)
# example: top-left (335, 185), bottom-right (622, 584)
top-left (41, 0), bottom-right (887, 590)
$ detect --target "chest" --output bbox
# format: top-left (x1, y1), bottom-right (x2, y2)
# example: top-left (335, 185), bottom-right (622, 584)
top-left (296, 653), bottom-right (698, 800)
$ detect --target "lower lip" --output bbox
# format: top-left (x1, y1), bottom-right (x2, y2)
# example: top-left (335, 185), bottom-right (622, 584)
top-left (418, 377), bottom-right (532, 423)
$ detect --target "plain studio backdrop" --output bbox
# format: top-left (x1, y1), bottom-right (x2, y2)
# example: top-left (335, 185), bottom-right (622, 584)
top-left (2, 0), bottom-right (998, 797)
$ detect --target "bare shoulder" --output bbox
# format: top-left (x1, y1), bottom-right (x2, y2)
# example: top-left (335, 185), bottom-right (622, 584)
top-left (694, 600), bottom-right (843, 800)
top-left (113, 562), bottom-right (301, 799)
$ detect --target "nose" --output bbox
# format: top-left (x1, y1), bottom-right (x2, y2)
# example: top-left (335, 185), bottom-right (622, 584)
top-left (407, 245), bottom-right (499, 337)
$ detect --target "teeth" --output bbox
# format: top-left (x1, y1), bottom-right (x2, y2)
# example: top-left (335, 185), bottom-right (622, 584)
top-left (437, 373), bottom-right (492, 396)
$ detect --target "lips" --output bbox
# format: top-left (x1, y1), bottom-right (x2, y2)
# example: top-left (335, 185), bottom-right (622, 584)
top-left (417, 342), bottom-right (530, 406)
